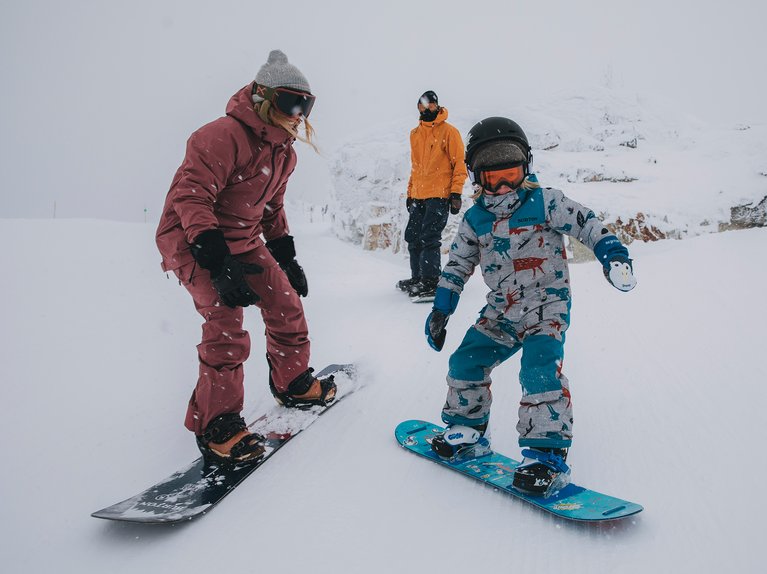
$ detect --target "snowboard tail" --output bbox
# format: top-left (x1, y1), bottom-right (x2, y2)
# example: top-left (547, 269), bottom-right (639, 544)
top-left (395, 419), bottom-right (643, 522)
top-left (91, 364), bottom-right (357, 524)
top-left (409, 293), bottom-right (435, 304)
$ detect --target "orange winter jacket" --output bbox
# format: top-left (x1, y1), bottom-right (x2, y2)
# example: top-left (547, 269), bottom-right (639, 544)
top-left (407, 107), bottom-right (467, 200)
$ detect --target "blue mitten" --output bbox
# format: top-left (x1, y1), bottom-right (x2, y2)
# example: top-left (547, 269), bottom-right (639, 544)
top-left (425, 287), bottom-right (460, 351)
top-left (604, 255), bottom-right (637, 292)
top-left (594, 235), bottom-right (636, 293)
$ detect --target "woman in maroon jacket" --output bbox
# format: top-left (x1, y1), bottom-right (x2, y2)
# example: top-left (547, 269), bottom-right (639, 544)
top-left (156, 50), bottom-right (335, 463)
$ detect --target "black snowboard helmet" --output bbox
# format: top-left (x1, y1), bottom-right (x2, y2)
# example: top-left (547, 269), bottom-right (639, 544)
top-left (465, 117), bottom-right (533, 184)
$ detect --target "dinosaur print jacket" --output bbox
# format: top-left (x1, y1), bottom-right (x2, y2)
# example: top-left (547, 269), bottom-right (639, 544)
top-left (438, 175), bottom-right (629, 326)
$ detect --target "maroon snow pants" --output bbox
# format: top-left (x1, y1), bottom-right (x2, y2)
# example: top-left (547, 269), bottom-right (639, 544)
top-left (173, 244), bottom-right (310, 434)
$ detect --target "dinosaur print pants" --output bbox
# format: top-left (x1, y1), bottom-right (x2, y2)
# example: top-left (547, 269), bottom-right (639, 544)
top-left (441, 307), bottom-right (573, 448)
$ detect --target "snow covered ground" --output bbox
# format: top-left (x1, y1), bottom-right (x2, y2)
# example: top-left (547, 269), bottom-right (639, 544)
top-left (1, 212), bottom-right (764, 573)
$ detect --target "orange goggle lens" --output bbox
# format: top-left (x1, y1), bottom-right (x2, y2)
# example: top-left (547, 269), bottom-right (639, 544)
top-left (480, 165), bottom-right (525, 192)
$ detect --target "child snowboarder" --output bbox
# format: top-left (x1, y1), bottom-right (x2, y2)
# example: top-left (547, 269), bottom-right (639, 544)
top-left (425, 116), bottom-right (636, 497)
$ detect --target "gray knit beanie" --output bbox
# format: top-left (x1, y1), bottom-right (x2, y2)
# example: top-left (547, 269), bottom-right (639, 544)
top-left (252, 50), bottom-right (311, 103)
top-left (472, 140), bottom-right (528, 170)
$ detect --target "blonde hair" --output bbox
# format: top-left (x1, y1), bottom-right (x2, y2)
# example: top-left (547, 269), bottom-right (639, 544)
top-left (255, 100), bottom-right (319, 153)
top-left (471, 175), bottom-right (540, 200)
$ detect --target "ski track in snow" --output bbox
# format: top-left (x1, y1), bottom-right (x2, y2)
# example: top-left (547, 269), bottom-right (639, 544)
top-left (0, 214), bottom-right (764, 573)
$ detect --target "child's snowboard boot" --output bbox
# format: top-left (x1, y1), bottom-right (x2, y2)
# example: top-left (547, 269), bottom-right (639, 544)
top-left (196, 413), bottom-right (265, 464)
top-left (511, 447), bottom-right (570, 498)
top-left (270, 368), bottom-right (337, 409)
top-left (430, 422), bottom-right (490, 460)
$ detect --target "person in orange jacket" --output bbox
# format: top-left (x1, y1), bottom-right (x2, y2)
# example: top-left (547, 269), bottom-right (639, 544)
top-left (397, 91), bottom-right (467, 300)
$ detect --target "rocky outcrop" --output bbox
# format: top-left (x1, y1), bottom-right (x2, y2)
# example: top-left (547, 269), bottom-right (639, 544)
top-left (608, 212), bottom-right (667, 244)
top-left (720, 196), bottom-right (767, 230)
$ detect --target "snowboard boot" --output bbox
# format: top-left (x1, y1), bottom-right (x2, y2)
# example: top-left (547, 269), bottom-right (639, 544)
top-left (430, 422), bottom-right (490, 460)
top-left (396, 277), bottom-right (420, 292)
top-left (511, 447), bottom-right (571, 498)
top-left (196, 413), bottom-right (265, 464)
top-left (408, 277), bottom-right (439, 299)
top-left (270, 368), bottom-right (337, 409)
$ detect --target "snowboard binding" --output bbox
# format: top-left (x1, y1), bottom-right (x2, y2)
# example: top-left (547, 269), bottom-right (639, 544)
top-left (511, 448), bottom-right (571, 498)
top-left (430, 424), bottom-right (491, 461)
top-left (270, 367), bottom-right (337, 409)
top-left (196, 413), bottom-right (266, 465)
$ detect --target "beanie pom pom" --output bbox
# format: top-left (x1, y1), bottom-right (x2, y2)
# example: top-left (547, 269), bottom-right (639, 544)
top-left (255, 49), bottom-right (310, 94)
top-left (267, 50), bottom-right (289, 64)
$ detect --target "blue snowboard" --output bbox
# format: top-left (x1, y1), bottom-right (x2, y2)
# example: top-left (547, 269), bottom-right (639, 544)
top-left (395, 420), bottom-right (643, 522)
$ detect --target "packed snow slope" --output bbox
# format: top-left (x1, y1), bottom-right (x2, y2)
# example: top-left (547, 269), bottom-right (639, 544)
top-left (0, 214), bottom-right (764, 573)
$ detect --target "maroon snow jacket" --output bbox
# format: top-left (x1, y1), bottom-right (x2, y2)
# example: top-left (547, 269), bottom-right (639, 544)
top-left (156, 84), bottom-right (297, 272)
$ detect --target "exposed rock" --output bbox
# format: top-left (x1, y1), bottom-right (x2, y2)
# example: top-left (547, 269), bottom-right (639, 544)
top-left (620, 137), bottom-right (638, 149)
top-left (565, 167), bottom-right (638, 183)
top-left (720, 195), bottom-right (767, 230)
top-left (608, 212), bottom-right (667, 244)
top-left (362, 202), bottom-right (400, 251)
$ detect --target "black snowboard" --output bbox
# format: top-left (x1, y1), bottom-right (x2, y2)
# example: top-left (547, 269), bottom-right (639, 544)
top-left (91, 364), bottom-right (356, 524)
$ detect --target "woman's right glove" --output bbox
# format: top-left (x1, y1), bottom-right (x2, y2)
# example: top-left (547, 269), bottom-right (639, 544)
top-left (425, 286), bottom-right (461, 351)
top-left (210, 256), bottom-right (264, 308)
top-left (190, 229), bottom-right (263, 308)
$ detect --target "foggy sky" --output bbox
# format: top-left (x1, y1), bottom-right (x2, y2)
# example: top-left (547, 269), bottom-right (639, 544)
top-left (1, 0), bottom-right (765, 221)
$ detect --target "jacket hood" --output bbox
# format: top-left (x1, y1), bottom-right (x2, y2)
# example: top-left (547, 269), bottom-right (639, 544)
top-left (225, 83), bottom-right (294, 145)
top-left (420, 106), bottom-right (449, 127)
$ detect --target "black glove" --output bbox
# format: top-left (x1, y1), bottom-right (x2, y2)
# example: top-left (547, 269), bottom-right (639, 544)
top-left (190, 229), bottom-right (230, 277)
top-left (406, 197), bottom-right (414, 210)
top-left (266, 235), bottom-right (309, 297)
top-left (449, 193), bottom-right (462, 215)
top-left (190, 229), bottom-right (263, 308)
top-left (212, 256), bottom-right (264, 308)
top-left (281, 259), bottom-right (308, 297)
top-left (425, 309), bottom-right (449, 351)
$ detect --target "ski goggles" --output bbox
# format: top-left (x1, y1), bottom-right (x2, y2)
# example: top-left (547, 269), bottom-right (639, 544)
top-left (252, 82), bottom-right (316, 118)
top-left (478, 164), bottom-right (526, 194)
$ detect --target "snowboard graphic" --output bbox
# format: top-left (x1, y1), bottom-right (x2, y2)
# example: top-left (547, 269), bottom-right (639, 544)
top-left (91, 364), bottom-right (357, 524)
top-left (395, 420), bottom-right (643, 522)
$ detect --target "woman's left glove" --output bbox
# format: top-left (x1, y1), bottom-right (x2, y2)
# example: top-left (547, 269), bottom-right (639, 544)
top-left (604, 255), bottom-right (637, 292)
top-left (266, 235), bottom-right (308, 297)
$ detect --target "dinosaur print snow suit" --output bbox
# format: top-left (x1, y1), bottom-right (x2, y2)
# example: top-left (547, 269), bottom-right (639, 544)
top-left (437, 176), bottom-right (629, 448)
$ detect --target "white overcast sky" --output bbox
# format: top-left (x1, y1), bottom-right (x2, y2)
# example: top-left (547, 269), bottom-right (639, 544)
top-left (1, 0), bottom-right (765, 220)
